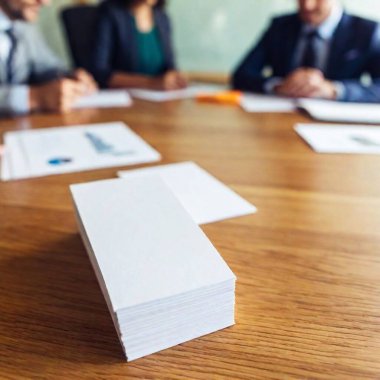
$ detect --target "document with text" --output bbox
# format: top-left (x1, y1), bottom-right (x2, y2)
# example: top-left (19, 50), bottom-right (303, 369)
top-left (1, 122), bottom-right (160, 180)
top-left (295, 123), bottom-right (380, 154)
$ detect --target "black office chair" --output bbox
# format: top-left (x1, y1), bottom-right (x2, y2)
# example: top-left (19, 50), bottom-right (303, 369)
top-left (61, 5), bottom-right (99, 71)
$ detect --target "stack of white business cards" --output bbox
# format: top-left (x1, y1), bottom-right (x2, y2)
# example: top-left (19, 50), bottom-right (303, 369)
top-left (70, 176), bottom-right (236, 361)
top-left (118, 161), bottom-right (256, 224)
top-left (1, 122), bottom-right (160, 181)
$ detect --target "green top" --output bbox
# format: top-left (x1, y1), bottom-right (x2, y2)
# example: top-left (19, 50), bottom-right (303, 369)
top-left (134, 22), bottom-right (166, 76)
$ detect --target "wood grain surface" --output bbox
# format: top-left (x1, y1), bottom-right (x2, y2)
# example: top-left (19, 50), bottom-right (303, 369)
top-left (1, 99), bottom-right (380, 380)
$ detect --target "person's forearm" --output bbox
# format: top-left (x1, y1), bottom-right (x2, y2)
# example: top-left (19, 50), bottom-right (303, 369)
top-left (29, 85), bottom-right (41, 111)
top-left (108, 72), bottom-right (162, 90)
top-left (341, 80), bottom-right (380, 103)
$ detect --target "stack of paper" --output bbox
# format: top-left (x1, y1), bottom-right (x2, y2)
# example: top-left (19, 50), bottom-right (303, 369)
top-left (129, 83), bottom-right (224, 102)
top-left (74, 90), bottom-right (132, 109)
top-left (1, 122), bottom-right (160, 181)
top-left (118, 161), bottom-right (256, 224)
top-left (71, 176), bottom-right (236, 361)
top-left (295, 123), bottom-right (380, 154)
top-left (240, 93), bottom-right (296, 113)
top-left (297, 99), bottom-right (380, 124)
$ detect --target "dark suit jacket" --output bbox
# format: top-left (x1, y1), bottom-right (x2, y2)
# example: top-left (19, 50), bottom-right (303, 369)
top-left (90, 0), bottom-right (176, 88)
top-left (232, 13), bottom-right (380, 103)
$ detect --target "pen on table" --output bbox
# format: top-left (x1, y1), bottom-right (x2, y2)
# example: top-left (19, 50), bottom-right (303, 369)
top-left (196, 91), bottom-right (242, 105)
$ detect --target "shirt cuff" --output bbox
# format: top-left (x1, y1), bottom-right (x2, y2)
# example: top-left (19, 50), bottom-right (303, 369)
top-left (264, 77), bottom-right (283, 94)
top-left (333, 81), bottom-right (346, 101)
top-left (8, 85), bottom-right (30, 114)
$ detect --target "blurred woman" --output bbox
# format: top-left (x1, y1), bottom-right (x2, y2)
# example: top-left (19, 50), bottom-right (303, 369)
top-left (91, 0), bottom-right (187, 90)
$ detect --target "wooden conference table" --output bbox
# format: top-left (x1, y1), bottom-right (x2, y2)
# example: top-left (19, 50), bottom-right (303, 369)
top-left (1, 98), bottom-right (380, 379)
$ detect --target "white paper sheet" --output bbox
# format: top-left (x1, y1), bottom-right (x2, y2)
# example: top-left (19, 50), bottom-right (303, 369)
top-left (128, 83), bottom-right (224, 102)
top-left (0, 145), bottom-right (10, 181)
top-left (70, 176), bottom-right (236, 311)
top-left (73, 90), bottom-right (132, 109)
top-left (118, 162), bottom-right (256, 224)
top-left (297, 99), bottom-right (380, 124)
top-left (3, 122), bottom-right (160, 180)
top-left (295, 123), bottom-right (380, 154)
top-left (240, 93), bottom-right (297, 113)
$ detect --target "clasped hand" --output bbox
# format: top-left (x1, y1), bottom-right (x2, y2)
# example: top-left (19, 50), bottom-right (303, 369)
top-left (275, 68), bottom-right (337, 99)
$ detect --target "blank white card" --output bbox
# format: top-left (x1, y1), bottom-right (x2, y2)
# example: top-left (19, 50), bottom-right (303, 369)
top-left (118, 162), bottom-right (257, 224)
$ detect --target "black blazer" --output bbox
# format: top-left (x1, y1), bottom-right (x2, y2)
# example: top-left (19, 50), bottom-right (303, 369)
top-left (90, 0), bottom-right (176, 87)
top-left (232, 13), bottom-right (380, 103)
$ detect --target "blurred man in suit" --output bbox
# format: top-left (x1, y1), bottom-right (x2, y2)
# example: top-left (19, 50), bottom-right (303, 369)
top-left (0, 0), bottom-right (97, 114)
top-left (232, 0), bottom-right (380, 102)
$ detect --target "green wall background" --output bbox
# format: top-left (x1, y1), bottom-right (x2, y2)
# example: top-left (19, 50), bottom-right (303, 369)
top-left (38, 0), bottom-right (380, 72)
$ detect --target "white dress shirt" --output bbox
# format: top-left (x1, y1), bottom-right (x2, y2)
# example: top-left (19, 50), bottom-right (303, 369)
top-left (0, 11), bottom-right (29, 114)
top-left (0, 11), bottom-right (12, 63)
top-left (0, 10), bottom-right (66, 115)
top-left (294, 5), bottom-right (343, 71)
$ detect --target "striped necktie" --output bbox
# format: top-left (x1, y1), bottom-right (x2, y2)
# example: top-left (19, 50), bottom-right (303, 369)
top-left (300, 30), bottom-right (320, 69)
top-left (5, 27), bottom-right (17, 84)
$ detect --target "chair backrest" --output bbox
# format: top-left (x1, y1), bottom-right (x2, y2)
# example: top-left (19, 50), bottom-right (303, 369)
top-left (60, 5), bottom-right (99, 71)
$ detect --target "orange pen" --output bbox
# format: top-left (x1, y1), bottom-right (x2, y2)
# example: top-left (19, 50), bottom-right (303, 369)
top-left (196, 90), bottom-right (242, 105)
